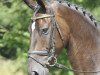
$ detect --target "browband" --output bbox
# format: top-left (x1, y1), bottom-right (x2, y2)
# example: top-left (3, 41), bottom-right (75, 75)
top-left (31, 14), bottom-right (54, 20)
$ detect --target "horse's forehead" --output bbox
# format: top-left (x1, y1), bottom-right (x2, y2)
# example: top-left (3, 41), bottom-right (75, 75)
top-left (36, 17), bottom-right (51, 27)
top-left (37, 19), bottom-right (46, 24)
top-left (31, 14), bottom-right (51, 30)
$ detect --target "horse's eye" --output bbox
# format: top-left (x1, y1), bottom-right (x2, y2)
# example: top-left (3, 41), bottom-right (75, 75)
top-left (41, 28), bottom-right (48, 35)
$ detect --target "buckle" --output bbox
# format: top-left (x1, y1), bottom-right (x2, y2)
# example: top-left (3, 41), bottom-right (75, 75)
top-left (46, 56), bottom-right (57, 67)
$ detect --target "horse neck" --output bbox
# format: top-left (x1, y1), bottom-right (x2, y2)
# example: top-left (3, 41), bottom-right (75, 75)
top-left (53, 3), bottom-right (100, 75)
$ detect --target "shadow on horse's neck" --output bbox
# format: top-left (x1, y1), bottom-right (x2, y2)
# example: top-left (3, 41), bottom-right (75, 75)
top-left (52, 2), bottom-right (100, 75)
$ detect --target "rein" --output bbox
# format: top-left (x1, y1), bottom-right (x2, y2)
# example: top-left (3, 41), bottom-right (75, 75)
top-left (28, 14), bottom-right (100, 73)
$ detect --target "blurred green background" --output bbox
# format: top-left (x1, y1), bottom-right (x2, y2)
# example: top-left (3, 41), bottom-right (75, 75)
top-left (0, 0), bottom-right (100, 75)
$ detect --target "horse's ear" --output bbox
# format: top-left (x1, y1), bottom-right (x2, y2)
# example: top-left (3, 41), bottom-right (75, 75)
top-left (24, 0), bottom-right (36, 10)
top-left (36, 0), bottom-right (46, 13)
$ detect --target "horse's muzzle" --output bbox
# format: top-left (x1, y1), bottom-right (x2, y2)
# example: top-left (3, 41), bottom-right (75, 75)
top-left (28, 57), bottom-right (49, 75)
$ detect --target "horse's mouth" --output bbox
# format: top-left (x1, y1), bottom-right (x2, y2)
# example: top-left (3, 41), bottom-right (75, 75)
top-left (32, 71), bottom-right (39, 75)
top-left (28, 57), bottom-right (49, 75)
top-left (31, 69), bottom-right (49, 75)
top-left (32, 71), bottom-right (46, 75)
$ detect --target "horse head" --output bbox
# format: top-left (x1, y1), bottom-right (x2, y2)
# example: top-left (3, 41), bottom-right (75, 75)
top-left (24, 0), bottom-right (100, 75)
top-left (24, 0), bottom-right (69, 75)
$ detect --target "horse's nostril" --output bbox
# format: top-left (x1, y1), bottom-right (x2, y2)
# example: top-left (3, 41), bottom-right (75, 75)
top-left (33, 71), bottom-right (39, 75)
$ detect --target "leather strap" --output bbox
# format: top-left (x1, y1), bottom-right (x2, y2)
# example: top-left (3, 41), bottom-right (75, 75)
top-left (28, 50), bottom-right (49, 56)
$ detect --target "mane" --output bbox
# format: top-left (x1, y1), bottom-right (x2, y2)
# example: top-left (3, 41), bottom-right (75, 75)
top-left (54, 0), bottom-right (99, 28)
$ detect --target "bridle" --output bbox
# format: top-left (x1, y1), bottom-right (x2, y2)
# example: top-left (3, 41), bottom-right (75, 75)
top-left (28, 8), bottom-right (100, 73)
top-left (28, 13), bottom-right (66, 66)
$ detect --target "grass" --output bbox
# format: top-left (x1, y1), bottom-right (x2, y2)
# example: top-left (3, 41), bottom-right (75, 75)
top-left (0, 56), bottom-right (26, 75)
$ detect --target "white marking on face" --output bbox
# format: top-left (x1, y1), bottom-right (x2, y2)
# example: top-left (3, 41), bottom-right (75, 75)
top-left (31, 22), bottom-right (36, 31)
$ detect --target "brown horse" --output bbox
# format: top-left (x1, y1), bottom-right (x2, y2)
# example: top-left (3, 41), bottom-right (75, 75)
top-left (24, 0), bottom-right (100, 75)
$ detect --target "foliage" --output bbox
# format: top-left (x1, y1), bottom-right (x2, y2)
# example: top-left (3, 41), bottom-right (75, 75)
top-left (0, 0), bottom-right (31, 59)
top-left (0, 0), bottom-right (100, 75)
